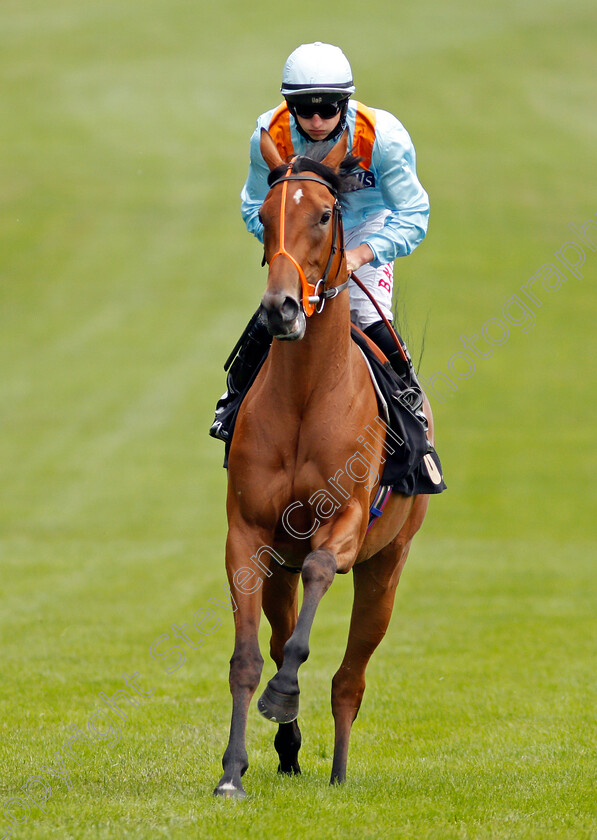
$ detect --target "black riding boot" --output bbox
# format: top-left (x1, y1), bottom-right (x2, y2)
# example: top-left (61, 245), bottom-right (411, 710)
top-left (363, 320), bottom-right (428, 429)
top-left (209, 311), bottom-right (272, 443)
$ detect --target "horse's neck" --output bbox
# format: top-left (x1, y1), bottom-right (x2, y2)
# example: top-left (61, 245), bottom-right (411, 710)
top-left (267, 298), bottom-right (353, 405)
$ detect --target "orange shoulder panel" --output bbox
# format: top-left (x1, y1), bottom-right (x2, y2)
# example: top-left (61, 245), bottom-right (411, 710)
top-left (267, 100), bottom-right (376, 169)
top-left (268, 103), bottom-right (294, 162)
top-left (353, 102), bottom-right (377, 170)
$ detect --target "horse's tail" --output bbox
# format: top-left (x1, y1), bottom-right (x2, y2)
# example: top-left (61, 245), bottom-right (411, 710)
top-left (392, 293), bottom-right (429, 374)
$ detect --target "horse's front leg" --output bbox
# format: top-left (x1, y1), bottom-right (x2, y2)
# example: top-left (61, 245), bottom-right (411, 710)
top-left (257, 499), bottom-right (362, 724)
top-left (214, 525), bottom-right (266, 798)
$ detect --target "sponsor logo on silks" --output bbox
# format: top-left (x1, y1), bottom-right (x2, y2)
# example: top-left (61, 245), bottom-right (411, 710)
top-left (353, 169), bottom-right (376, 188)
top-left (423, 452), bottom-right (443, 485)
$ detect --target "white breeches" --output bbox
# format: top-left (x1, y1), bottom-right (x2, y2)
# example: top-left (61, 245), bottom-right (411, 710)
top-left (345, 211), bottom-right (394, 330)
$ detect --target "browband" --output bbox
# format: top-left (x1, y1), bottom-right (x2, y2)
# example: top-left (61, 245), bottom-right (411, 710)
top-left (268, 174), bottom-right (338, 196)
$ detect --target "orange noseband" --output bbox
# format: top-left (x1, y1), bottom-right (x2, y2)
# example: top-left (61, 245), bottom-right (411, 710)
top-left (269, 163), bottom-right (319, 317)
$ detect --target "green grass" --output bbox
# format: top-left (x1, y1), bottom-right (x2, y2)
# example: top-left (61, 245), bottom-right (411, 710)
top-left (1, 0), bottom-right (596, 838)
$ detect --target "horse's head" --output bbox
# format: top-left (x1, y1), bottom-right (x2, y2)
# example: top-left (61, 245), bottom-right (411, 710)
top-left (258, 129), bottom-right (349, 340)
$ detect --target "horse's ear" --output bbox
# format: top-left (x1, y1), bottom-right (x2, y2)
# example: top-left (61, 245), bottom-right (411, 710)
top-left (322, 130), bottom-right (349, 172)
top-left (260, 128), bottom-right (285, 172)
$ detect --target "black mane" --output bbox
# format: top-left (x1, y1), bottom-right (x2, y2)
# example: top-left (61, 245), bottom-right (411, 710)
top-left (267, 147), bottom-right (365, 200)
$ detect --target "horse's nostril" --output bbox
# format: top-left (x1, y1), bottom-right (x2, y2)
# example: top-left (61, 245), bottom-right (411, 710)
top-left (280, 296), bottom-right (299, 323)
top-left (261, 291), bottom-right (301, 337)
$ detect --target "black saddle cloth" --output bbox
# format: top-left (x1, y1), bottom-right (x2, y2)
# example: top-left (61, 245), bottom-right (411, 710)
top-left (350, 328), bottom-right (446, 496)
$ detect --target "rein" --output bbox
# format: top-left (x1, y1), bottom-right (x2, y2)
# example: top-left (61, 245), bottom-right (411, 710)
top-left (349, 272), bottom-right (409, 362)
top-left (267, 163), bottom-right (349, 317)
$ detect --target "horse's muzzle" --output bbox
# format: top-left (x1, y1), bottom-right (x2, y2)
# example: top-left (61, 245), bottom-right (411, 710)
top-left (261, 293), bottom-right (306, 341)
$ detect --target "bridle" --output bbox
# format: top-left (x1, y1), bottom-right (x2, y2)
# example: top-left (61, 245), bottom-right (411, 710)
top-left (261, 160), bottom-right (409, 364)
top-left (266, 162), bottom-right (350, 317)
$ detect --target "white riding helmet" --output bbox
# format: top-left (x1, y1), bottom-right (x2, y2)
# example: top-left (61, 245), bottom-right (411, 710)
top-left (281, 42), bottom-right (355, 98)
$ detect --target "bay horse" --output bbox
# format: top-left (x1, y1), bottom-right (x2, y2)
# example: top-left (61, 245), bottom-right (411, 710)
top-left (214, 129), bottom-right (435, 797)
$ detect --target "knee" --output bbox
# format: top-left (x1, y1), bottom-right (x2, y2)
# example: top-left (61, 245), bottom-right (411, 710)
top-left (230, 642), bottom-right (264, 691)
top-left (302, 549), bottom-right (336, 589)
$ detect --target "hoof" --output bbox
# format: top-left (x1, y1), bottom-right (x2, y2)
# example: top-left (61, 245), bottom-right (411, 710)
top-left (213, 781), bottom-right (246, 799)
top-left (257, 684), bottom-right (299, 724)
top-left (277, 761), bottom-right (301, 776)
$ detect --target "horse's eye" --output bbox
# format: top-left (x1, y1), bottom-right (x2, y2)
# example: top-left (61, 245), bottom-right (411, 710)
top-left (320, 211), bottom-right (332, 225)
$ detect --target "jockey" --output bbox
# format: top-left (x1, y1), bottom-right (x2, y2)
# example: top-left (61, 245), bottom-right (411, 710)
top-left (210, 41), bottom-right (430, 443)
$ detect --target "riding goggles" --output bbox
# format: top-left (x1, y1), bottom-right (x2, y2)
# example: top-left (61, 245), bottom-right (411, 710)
top-left (292, 101), bottom-right (343, 120)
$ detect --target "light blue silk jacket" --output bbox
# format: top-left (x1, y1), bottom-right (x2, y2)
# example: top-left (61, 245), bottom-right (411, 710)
top-left (240, 99), bottom-right (429, 268)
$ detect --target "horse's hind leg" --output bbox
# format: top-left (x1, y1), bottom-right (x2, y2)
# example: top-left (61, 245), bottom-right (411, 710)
top-left (274, 720), bottom-right (302, 774)
top-left (262, 566), bottom-right (302, 774)
top-left (330, 495), bottom-right (428, 784)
